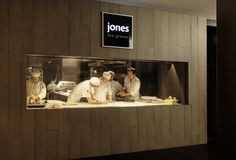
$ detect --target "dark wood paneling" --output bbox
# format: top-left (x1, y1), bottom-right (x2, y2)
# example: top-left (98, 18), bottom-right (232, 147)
top-left (22, 0), bottom-right (34, 54)
top-left (9, 0), bottom-right (24, 63)
top-left (90, 109), bottom-right (101, 156)
top-left (90, 0), bottom-right (101, 58)
top-left (0, 137), bottom-right (9, 159)
top-left (22, 110), bottom-right (35, 160)
top-left (137, 8), bottom-right (154, 60)
top-left (184, 105), bottom-right (192, 145)
top-left (137, 107), bottom-right (155, 151)
top-left (0, 62), bottom-right (9, 138)
top-left (9, 137), bottom-right (23, 160)
top-left (170, 106), bottom-right (185, 147)
top-left (79, 109), bottom-right (92, 157)
top-left (33, 0), bottom-right (47, 53)
top-left (35, 111), bottom-right (47, 160)
top-left (110, 108), bottom-right (121, 154)
top-left (69, 110), bottom-right (81, 159)
top-left (190, 16), bottom-right (200, 144)
top-left (100, 108), bottom-right (112, 156)
top-left (34, 0), bottom-right (69, 55)
top-left (58, 110), bottom-right (70, 160)
top-left (69, 0), bottom-right (91, 56)
top-left (0, 0), bottom-right (9, 62)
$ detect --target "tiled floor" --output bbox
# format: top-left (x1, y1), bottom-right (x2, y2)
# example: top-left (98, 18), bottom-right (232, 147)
top-left (79, 144), bottom-right (219, 160)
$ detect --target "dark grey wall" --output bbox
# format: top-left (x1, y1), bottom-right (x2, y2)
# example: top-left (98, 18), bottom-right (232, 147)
top-left (218, 0), bottom-right (236, 158)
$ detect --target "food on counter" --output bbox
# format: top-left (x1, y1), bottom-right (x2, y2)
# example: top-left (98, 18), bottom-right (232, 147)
top-left (140, 96), bottom-right (165, 103)
top-left (45, 100), bottom-right (66, 108)
top-left (164, 96), bottom-right (178, 104)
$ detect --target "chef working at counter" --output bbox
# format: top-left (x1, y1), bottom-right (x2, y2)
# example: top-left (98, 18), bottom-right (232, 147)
top-left (67, 77), bottom-right (101, 104)
top-left (117, 67), bottom-right (141, 101)
top-left (26, 70), bottom-right (46, 104)
top-left (108, 71), bottom-right (123, 101)
top-left (94, 72), bottom-right (112, 103)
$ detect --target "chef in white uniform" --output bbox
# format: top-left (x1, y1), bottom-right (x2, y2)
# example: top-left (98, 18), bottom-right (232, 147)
top-left (118, 67), bottom-right (141, 100)
top-left (94, 72), bottom-right (112, 103)
top-left (108, 71), bottom-right (123, 101)
top-left (67, 77), bottom-right (101, 104)
top-left (26, 70), bottom-right (46, 103)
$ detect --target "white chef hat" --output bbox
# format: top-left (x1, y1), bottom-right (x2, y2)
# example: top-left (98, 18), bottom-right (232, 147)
top-left (127, 67), bottom-right (136, 71)
top-left (31, 70), bottom-right (41, 78)
top-left (102, 71), bottom-right (111, 80)
top-left (89, 77), bottom-right (100, 86)
top-left (108, 70), bottom-right (115, 76)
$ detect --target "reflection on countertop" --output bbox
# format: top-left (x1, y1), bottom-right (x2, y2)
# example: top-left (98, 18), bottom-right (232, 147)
top-left (27, 100), bottom-right (183, 110)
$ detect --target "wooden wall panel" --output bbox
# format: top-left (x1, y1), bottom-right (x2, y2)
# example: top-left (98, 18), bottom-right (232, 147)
top-left (89, 109), bottom-right (101, 157)
top-left (0, 63), bottom-right (9, 138)
top-left (160, 11), bottom-right (170, 61)
top-left (184, 105), bottom-right (192, 145)
top-left (9, 0), bottom-right (24, 63)
top-left (58, 110), bottom-right (70, 160)
top-left (176, 14), bottom-right (185, 61)
top-left (198, 17), bottom-right (207, 144)
top-left (0, 0), bottom-right (9, 62)
top-left (155, 106), bottom-right (171, 149)
top-left (119, 108), bottom-right (130, 153)
top-left (190, 16), bottom-right (200, 144)
top-left (35, 111), bottom-right (47, 160)
top-left (137, 106), bottom-right (156, 151)
top-left (90, 0), bottom-right (101, 58)
top-left (22, 110), bottom-right (35, 160)
top-left (9, 137), bottom-right (23, 160)
top-left (110, 108), bottom-right (121, 154)
top-left (170, 106), bottom-right (185, 147)
top-left (69, 110), bottom-right (81, 159)
top-left (127, 107), bottom-right (138, 152)
top-left (34, 0), bottom-right (69, 55)
top-left (46, 110), bottom-right (59, 159)
top-left (137, 8), bottom-right (154, 60)
top-left (22, 0), bottom-right (34, 54)
top-left (169, 13), bottom-right (178, 60)
top-left (8, 62), bottom-right (24, 159)
top-left (0, 137), bottom-right (9, 159)
top-left (79, 109), bottom-right (92, 157)
top-left (100, 108), bottom-right (112, 156)
top-left (70, 0), bottom-right (91, 57)
top-left (183, 15), bottom-right (191, 61)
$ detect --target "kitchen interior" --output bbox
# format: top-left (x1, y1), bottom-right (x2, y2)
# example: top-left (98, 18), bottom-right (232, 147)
top-left (26, 54), bottom-right (188, 109)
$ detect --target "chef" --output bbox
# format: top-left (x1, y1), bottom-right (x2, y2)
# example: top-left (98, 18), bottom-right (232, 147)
top-left (94, 72), bottom-right (112, 103)
top-left (26, 70), bottom-right (46, 103)
top-left (118, 67), bottom-right (141, 100)
top-left (67, 77), bottom-right (101, 104)
top-left (108, 71), bottom-right (123, 101)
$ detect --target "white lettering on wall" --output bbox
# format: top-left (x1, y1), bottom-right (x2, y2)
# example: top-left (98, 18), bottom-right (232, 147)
top-left (107, 22), bottom-right (129, 33)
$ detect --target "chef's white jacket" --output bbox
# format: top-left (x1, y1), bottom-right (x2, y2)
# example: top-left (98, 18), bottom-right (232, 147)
top-left (124, 76), bottom-right (141, 100)
top-left (67, 80), bottom-right (94, 103)
top-left (94, 79), bottom-right (112, 102)
top-left (26, 79), bottom-right (46, 100)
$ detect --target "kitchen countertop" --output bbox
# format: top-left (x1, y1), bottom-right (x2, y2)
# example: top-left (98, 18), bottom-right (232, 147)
top-left (26, 100), bottom-right (183, 110)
